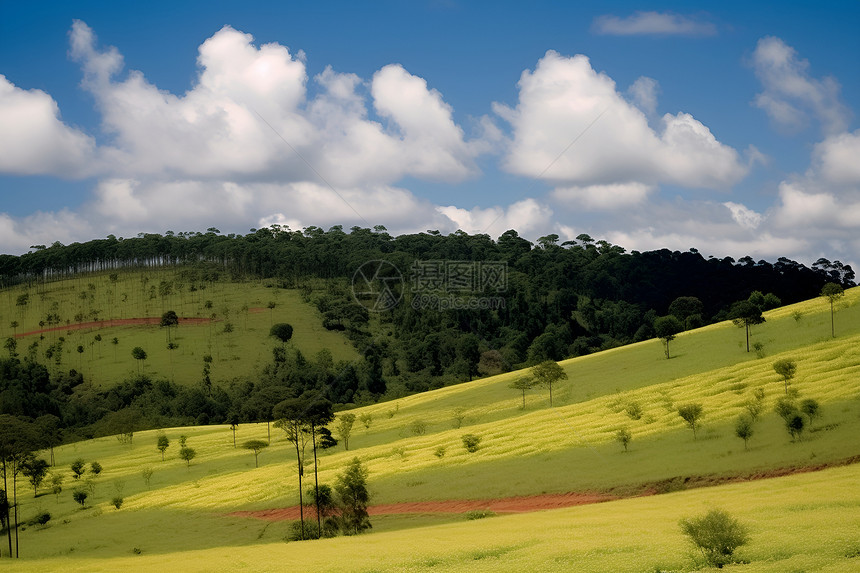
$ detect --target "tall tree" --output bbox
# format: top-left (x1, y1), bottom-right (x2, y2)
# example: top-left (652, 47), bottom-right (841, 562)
top-left (728, 300), bottom-right (765, 352)
top-left (273, 398), bottom-right (312, 540)
top-left (820, 282), bottom-right (845, 338)
top-left (0, 415), bottom-right (36, 558)
top-left (336, 413), bottom-right (356, 451)
top-left (529, 360), bottom-right (568, 407)
top-left (304, 396), bottom-right (335, 535)
top-left (654, 315), bottom-right (683, 359)
top-left (160, 310), bottom-right (179, 342)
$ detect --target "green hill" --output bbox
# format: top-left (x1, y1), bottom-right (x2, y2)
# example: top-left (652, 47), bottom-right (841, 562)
top-left (1, 269), bottom-right (357, 387)
top-left (5, 287), bottom-right (860, 570)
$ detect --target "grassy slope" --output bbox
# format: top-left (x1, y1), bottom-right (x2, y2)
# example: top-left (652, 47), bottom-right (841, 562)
top-left (0, 270), bottom-right (357, 386)
top-left (6, 287), bottom-right (860, 569)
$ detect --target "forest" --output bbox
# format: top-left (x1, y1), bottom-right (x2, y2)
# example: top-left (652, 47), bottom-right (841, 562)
top-left (0, 226), bottom-right (855, 442)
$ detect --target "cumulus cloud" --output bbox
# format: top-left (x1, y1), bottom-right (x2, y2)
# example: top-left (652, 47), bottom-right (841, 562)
top-left (592, 11), bottom-right (716, 37)
top-left (813, 130), bottom-right (860, 185)
top-left (495, 50), bottom-right (747, 196)
top-left (627, 76), bottom-right (659, 117)
top-left (0, 75), bottom-right (97, 176)
top-left (552, 183), bottom-right (654, 210)
top-left (436, 198), bottom-right (553, 236)
top-left (751, 36), bottom-right (851, 135)
top-left (64, 20), bottom-right (481, 186)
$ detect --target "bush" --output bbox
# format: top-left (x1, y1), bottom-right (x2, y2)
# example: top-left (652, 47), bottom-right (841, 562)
top-left (72, 490), bottom-right (88, 507)
top-left (433, 446), bottom-right (447, 458)
top-left (112, 496), bottom-right (124, 509)
top-left (461, 434), bottom-right (482, 453)
top-left (625, 402), bottom-right (642, 420)
top-left (679, 509), bottom-right (749, 568)
top-left (615, 428), bottom-right (632, 452)
top-left (410, 420), bottom-right (427, 436)
top-left (28, 512), bottom-right (51, 526)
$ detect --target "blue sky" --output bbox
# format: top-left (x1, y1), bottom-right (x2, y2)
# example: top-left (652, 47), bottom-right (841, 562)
top-left (1, 1), bottom-right (858, 267)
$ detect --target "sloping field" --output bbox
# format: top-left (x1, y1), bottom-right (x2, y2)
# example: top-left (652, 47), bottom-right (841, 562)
top-left (0, 270), bottom-right (357, 385)
top-left (6, 287), bottom-right (859, 570)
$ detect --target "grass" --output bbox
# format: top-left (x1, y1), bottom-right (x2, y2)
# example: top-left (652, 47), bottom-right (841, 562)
top-left (4, 286), bottom-right (859, 569)
top-left (0, 269), bottom-right (357, 386)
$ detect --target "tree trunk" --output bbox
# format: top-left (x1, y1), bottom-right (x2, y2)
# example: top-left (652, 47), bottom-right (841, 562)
top-left (312, 423), bottom-right (321, 535)
top-left (294, 434), bottom-right (304, 540)
top-left (3, 459), bottom-right (11, 558)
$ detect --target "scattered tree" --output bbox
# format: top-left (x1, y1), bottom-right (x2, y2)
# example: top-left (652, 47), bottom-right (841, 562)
top-left (654, 315), bottom-right (683, 359)
top-left (680, 509), bottom-right (749, 568)
top-left (821, 282), bottom-right (845, 337)
top-left (773, 359), bottom-right (797, 394)
top-left (90, 461), bottom-right (102, 476)
top-left (229, 415), bottom-right (239, 447)
top-left (179, 446), bottom-right (196, 467)
top-left (735, 415), bottom-right (754, 450)
top-left (242, 439), bottom-right (269, 468)
top-left (509, 376), bottom-right (536, 409)
top-left (50, 473), bottom-right (63, 502)
top-left (677, 403), bottom-right (704, 440)
top-left (615, 428), bottom-right (632, 452)
top-left (157, 434), bottom-right (170, 461)
top-left (159, 310), bottom-right (179, 342)
top-left (335, 457), bottom-right (371, 535)
top-left (729, 300), bottom-right (765, 352)
top-left (141, 466), bottom-right (154, 488)
top-left (358, 413), bottom-right (373, 431)
top-left (451, 407), bottom-right (467, 429)
top-left (786, 414), bottom-right (805, 441)
top-left (72, 490), bottom-right (88, 507)
top-left (336, 413), bottom-right (356, 451)
top-left (20, 457), bottom-right (49, 497)
top-left (800, 398), bottom-right (820, 427)
top-left (70, 459), bottom-right (86, 480)
top-left (270, 323), bottom-right (294, 347)
top-left (131, 346), bottom-right (147, 373)
top-left (530, 360), bottom-right (568, 407)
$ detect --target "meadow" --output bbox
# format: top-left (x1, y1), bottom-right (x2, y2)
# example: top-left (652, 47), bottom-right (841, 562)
top-left (1, 269), bottom-right (357, 386)
top-left (3, 286), bottom-right (859, 571)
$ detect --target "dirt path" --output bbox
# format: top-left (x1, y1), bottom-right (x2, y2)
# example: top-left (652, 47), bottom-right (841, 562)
top-left (230, 492), bottom-right (615, 521)
top-left (229, 455), bottom-right (860, 522)
top-left (16, 316), bottom-right (211, 338)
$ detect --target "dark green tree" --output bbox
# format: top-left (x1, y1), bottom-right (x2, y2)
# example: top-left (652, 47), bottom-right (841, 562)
top-left (773, 359), bottom-right (797, 394)
top-left (821, 282), bottom-right (845, 337)
top-left (654, 315), bottom-right (683, 359)
top-left (729, 300), bottom-right (765, 352)
top-left (157, 434), bottom-right (170, 461)
top-left (677, 403), bottom-right (704, 440)
top-left (336, 413), bottom-right (356, 451)
top-left (242, 439), bottom-right (269, 468)
top-left (270, 323), bottom-right (294, 347)
top-left (335, 457), bottom-right (371, 535)
top-left (160, 310), bottom-right (179, 342)
top-left (734, 415), bottom-right (754, 450)
top-left (668, 296), bottom-right (704, 330)
top-left (509, 377), bottom-right (536, 409)
top-left (131, 346), bottom-right (147, 373)
top-left (680, 509), bottom-right (749, 568)
top-left (530, 360), bottom-right (568, 407)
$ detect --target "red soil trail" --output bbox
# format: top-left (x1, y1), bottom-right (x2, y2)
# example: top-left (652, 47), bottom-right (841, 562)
top-left (230, 492), bottom-right (615, 521)
top-left (15, 316), bottom-right (211, 338)
top-left (229, 455), bottom-right (860, 522)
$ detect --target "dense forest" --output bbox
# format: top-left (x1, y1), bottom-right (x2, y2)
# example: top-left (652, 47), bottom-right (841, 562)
top-left (0, 226), bottom-right (855, 442)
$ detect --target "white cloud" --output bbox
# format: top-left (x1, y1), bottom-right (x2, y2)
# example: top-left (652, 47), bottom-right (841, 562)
top-left (0, 75), bottom-right (97, 177)
top-left (813, 130), bottom-right (860, 185)
top-left (751, 36), bottom-right (851, 135)
top-left (495, 51), bottom-right (747, 191)
top-left (723, 202), bottom-right (763, 230)
top-left (592, 11), bottom-right (716, 37)
top-left (627, 76), bottom-right (659, 116)
top-left (553, 183), bottom-right (654, 210)
top-left (64, 21), bottom-right (481, 186)
top-left (436, 198), bottom-right (552, 236)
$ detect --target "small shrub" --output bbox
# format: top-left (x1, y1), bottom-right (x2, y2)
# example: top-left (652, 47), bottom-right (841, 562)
top-left (465, 510), bottom-right (496, 520)
top-left (29, 512), bottom-right (51, 526)
top-left (132, 547), bottom-right (142, 555)
top-left (70, 459), bottom-right (86, 480)
top-left (679, 509), bottom-right (749, 568)
top-left (433, 446), bottom-right (447, 458)
top-left (752, 341), bottom-right (765, 359)
top-left (786, 414), bottom-right (805, 441)
top-left (735, 414), bottom-right (754, 450)
top-left (625, 401), bottom-right (642, 420)
top-left (462, 434), bottom-right (482, 453)
top-left (615, 428), bottom-right (632, 452)
top-left (800, 398), bottom-right (820, 426)
top-left (410, 420), bottom-right (427, 436)
top-left (90, 461), bottom-right (102, 476)
top-left (141, 466), bottom-right (154, 488)
top-left (112, 496), bottom-right (124, 509)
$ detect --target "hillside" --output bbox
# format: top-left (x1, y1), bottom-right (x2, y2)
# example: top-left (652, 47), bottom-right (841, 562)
top-left (5, 287), bottom-right (859, 570)
top-left (1, 268), bottom-right (358, 387)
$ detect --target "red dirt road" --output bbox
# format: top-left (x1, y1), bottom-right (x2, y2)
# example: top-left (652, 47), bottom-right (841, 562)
top-left (16, 316), bottom-right (211, 338)
top-left (230, 492), bottom-right (615, 521)
top-left (229, 456), bottom-right (860, 522)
